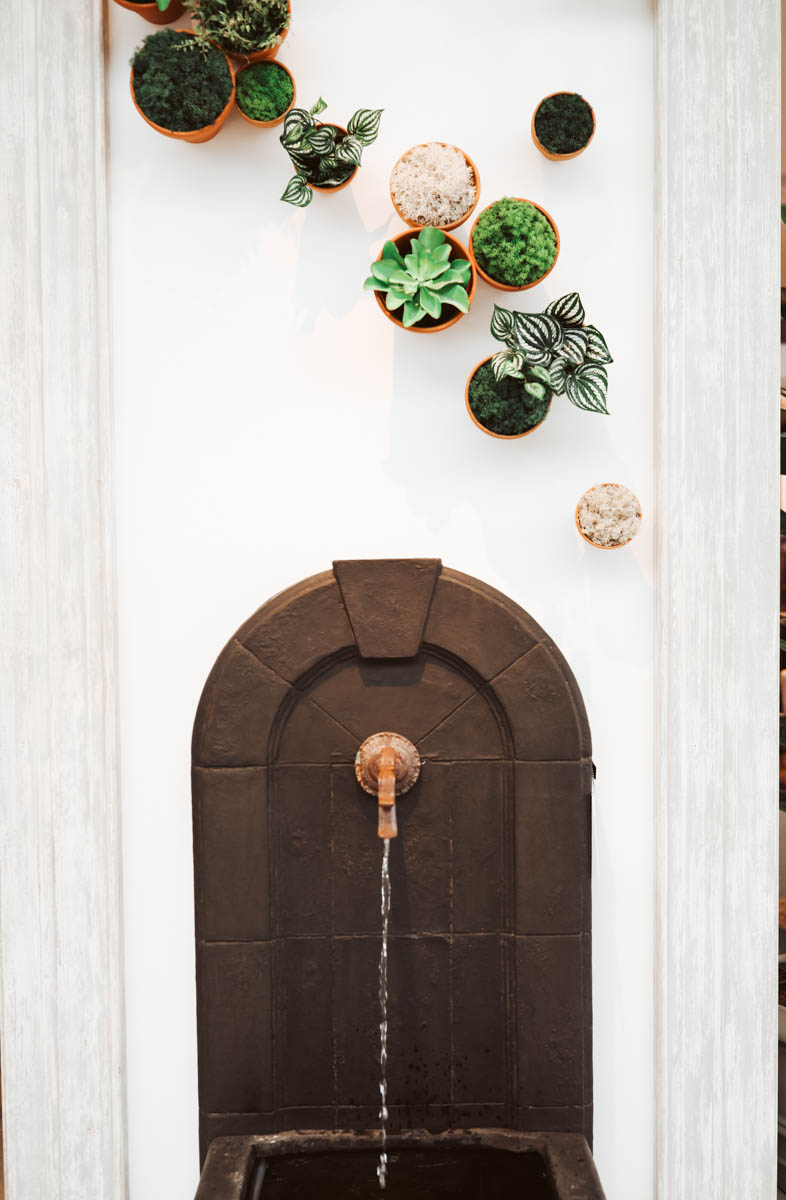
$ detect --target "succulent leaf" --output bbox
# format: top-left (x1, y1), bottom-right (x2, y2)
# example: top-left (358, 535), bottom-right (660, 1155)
top-left (371, 259), bottom-right (402, 283)
top-left (385, 288), bottom-right (408, 311)
top-left (403, 300), bottom-right (426, 327)
top-left (381, 241), bottom-right (405, 265)
top-left (419, 287), bottom-right (442, 319)
top-left (439, 283), bottom-right (470, 313)
top-left (545, 291), bottom-right (585, 327)
top-left (365, 226), bottom-right (471, 328)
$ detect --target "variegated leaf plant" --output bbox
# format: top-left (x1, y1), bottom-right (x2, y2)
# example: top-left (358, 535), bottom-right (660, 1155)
top-left (490, 291), bottom-right (613, 414)
top-left (279, 98), bottom-right (383, 207)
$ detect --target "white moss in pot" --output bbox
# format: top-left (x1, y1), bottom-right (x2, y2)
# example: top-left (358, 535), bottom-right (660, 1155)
top-left (390, 142), bottom-right (478, 228)
top-left (576, 483), bottom-right (642, 548)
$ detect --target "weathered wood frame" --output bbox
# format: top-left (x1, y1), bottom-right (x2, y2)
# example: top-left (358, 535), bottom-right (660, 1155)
top-left (0, 0), bottom-right (779, 1197)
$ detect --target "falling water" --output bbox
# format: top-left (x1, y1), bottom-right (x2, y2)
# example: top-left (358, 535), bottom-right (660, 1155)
top-left (377, 836), bottom-right (391, 1190)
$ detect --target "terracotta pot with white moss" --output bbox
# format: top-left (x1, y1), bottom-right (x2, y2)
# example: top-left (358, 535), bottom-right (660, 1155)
top-left (390, 141), bottom-right (480, 232)
top-left (575, 483), bottom-right (642, 549)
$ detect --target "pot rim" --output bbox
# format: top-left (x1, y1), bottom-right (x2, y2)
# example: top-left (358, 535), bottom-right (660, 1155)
top-left (213, 0), bottom-right (291, 62)
top-left (130, 31), bottom-right (235, 141)
top-left (469, 197), bottom-right (560, 291)
top-left (305, 124), bottom-right (359, 194)
top-left (372, 228), bottom-right (477, 334)
top-left (531, 91), bottom-right (597, 161)
top-left (112, 0), bottom-right (185, 22)
top-left (389, 141), bottom-right (481, 232)
top-left (235, 58), bottom-right (296, 128)
top-left (465, 356), bottom-right (551, 439)
top-left (575, 482), bottom-right (643, 549)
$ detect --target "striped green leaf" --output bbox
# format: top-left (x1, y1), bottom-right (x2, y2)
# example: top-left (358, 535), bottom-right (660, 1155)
top-left (529, 364), bottom-right (552, 386)
top-left (545, 292), bottom-right (585, 327)
top-left (281, 109), bottom-right (312, 147)
top-left (280, 175), bottom-right (312, 207)
top-left (524, 381), bottom-right (547, 400)
top-left (584, 324), bottom-right (614, 364)
top-left (307, 127), bottom-right (336, 155)
top-left (565, 364), bottom-right (609, 413)
top-left (560, 328), bottom-right (589, 364)
top-left (492, 350), bottom-right (525, 381)
top-left (347, 108), bottom-right (384, 146)
top-left (335, 135), bottom-right (364, 166)
top-left (512, 313), bottom-right (563, 363)
top-left (309, 97), bottom-right (328, 117)
top-left (490, 305), bottom-right (515, 345)
top-left (549, 359), bottom-right (568, 395)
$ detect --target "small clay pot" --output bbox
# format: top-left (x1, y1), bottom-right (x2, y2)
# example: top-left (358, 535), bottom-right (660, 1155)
top-left (532, 92), bottom-right (596, 161)
top-left (130, 32), bottom-right (235, 143)
top-left (215, 0), bottom-right (291, 63)
top-left (235, 60), bottom-right (296, 129)
top-left (469, 198), bottom-right (560, 292)
top-left (112, 0), bottom-right (185, 24)
top-left (308, 125), bottom-right (358, 194)
top-left (372, 230), bottom-right (477, 335)
top-left (575, 482), bottom-right (643, 549)
top-left (465, 356), bottom-right (552, 440)
top-left (389, 143), bottom-right (481, 232)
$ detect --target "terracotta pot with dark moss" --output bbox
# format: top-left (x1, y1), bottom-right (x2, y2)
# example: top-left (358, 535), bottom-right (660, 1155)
top-left (365, 226), bottom-right (476, 335)
top-left (466, 356), bottom-right (552, 439)
top-left (469, 197), bottom-right (560, 292)
top-left (532, 92), bottom-right (596, 161)
top-left (235, 59), bottom-right (295, 128)
top-left (187, 0), bottom-right (291, 63)
top-left (130, 28), bottom-right (235, 143)
top-left (389, 142), bottom-right (481, 232)
top-left (113, 0), bottom-right (185, 24)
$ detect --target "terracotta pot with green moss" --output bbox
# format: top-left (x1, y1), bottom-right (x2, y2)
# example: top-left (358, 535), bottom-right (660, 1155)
top-left (365, 226), bottom-right (476, 334)
top-left (467, 290), bottom-right (614, 438)
top-left (469, 197), bottom-right (559, 291)
top-left (186, 0), bottom-right (291, 63)
top-left (113, 0), bottom-right (185, 24)
top-left (235, 60), bottom-right (295, 127)
top-left (532, 92), bottom-right (596, 161)
top-left (130, 28), bottom-right (235, 143)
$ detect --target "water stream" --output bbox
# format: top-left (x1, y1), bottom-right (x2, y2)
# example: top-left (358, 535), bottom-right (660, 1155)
top-left (377, 836), bottom-right (391, 1190)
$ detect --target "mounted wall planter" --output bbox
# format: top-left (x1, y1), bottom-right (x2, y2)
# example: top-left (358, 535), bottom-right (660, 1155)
top-left (469, 197), bottom-right (560, 291)
top-left (112, 0), bottom-right (185, 24)
top-left (389, 141), bottom-right (481, 232)
top-left (234, 60), bottom-right (295, 128)
top-left (575, 483), bottom-right (642, 548)
top-left (130, 29), bottom-right (235, 143)
top-left (532, 92), bottom-right (596, 160)
top-left (465, 356), bottom-right (552, 439)
top-left (367, 227), bottom-right (476, 333)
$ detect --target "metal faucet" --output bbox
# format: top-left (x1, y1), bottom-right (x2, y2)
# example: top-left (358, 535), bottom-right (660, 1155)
top-left (355, 732), bottom-right (421, 838)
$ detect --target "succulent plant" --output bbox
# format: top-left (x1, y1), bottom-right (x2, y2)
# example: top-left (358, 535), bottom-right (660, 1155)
top-left (279, 98), bottom-right (383, 207)
top-left (364, 226), bottom-right (472, 328)
top-left (490, 291), bottom-right (612, 413)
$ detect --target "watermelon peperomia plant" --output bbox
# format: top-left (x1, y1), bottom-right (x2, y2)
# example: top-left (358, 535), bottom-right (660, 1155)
top-left (279, 98), bottom-right (383, 207)
top-left (490, 292), bottom-right (613, 414)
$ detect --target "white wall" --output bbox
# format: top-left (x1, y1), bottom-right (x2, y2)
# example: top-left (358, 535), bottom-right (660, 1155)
top-left (107, 1), bottom-right (655, 1196)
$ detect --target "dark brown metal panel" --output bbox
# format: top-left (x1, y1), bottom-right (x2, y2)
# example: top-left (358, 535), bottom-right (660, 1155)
top-left (333, 558), bottom-right (441, 658)
top-left (192, 561), bottom-right (594, 1165)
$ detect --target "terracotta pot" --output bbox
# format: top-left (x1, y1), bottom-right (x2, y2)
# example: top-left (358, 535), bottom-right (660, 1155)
top-left (130, 33), bottom-right (235, 143)
top-left (469, 198), bottom-right (560, 292)
top-left (112, 0), bottom-right (185, 24)
top-left (465, 356), bottom-right (552, 440)
top-left (575, 482), bottom-right (643, 549)
top-left (235, 60), bottom-right (296, 129)
top-left (308, 125), bottom-right (358, 194)
top-left (372, 230), bottom-right (477, 334)
top-left (215, 0), bottom-right (291, 62)
top-left (532, 92), bottom-right (596, 161)
top-left (389, 142), bottom-right (481, 232)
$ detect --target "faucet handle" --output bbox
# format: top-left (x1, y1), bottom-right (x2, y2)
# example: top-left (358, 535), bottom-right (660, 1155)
top-left (355, 733), bottom-right (421, 839)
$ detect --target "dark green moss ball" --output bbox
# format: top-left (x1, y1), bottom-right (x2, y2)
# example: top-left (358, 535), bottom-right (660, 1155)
top-left (131, 29), bottom-right (232, 132)
top-left (468, 361), bottom-right (551, 436)
top-left (534, 93), bottom-right (595, 156)
top-left (236, 62), bottom-right (294, 122)
top-left (471, 198), bottom-right (557, 288)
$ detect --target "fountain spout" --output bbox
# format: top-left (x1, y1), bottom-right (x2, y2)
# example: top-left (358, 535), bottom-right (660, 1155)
top-left (355, 732), bottom-right (421, 839)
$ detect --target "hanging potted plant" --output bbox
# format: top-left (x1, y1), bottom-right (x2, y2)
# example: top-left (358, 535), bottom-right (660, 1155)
top-left (389, 142), bottom-right (480, 232)
top-left (113, 0), bottom-right (185, 25)
top-left (364, 226), bottom-right (475, 334)
top-left (235, 59), bottom-right (295, 127)
top-left (469, 196), bottom-right (559, 291)
top-left (184, 0), bottom-right (291, 63)
top-left (466, 292), bottom-right (612, 438)
top-left (130, 29), bottom-right (235, 143)
top-left (532, 92), bottom-right (596, 160)
top-left (279, 98), bottom-right (383, 206)
top-left (575, 483), bottom-right (643, 548)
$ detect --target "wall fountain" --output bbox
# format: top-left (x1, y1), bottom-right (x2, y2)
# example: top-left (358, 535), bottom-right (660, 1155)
top-left (191, 559), bottom-right (605, 1197)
